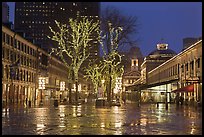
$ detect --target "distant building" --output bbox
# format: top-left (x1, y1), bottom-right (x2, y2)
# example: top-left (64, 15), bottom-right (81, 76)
top-left (141, 43), bottom-right (176, 84)
top-left (14, 2), bottom-right (100, 62)
top-left (183, 37), bottom-right (202, 50)
top-left (121, 46), bottom-right (143, 73)
top-left (124, 42), bottom-right (176, 102)
top-left (2, 2), bottom-right (9, 23)
top-left (121, 46), bottom-right (143, 101)
top-left (2, 2), bottom-right (14, 30)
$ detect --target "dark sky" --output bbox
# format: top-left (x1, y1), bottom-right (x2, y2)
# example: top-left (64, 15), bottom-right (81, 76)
top-left (7, 2), bottom-right (202, 56)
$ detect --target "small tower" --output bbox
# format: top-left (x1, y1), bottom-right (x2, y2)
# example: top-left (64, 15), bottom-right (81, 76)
top-left (131, 58), bottom-right (138, 71)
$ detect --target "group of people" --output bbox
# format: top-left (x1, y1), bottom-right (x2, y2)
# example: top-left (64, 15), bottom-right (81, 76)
top-left (175, 94), bottom-right (184, 106)
top-left (175, 94), bottom-right (195, 106)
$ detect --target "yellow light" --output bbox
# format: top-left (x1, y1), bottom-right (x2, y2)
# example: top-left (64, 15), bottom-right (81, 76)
top-left (102, 79), bottom-right (105, 84)
top-left (39, 77), bottom-right (45, 89)
top-left (60, 81), bottom-right (65, 91)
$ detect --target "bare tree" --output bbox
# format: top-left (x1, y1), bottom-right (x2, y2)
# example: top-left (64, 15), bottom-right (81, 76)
top-left (101, 6), bottom-right (139, 51)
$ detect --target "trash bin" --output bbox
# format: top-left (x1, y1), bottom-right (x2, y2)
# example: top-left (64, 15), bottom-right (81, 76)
top-left (95, 99), bottom-right (105, 107)
top-left (54, 100), bottom-right (58, 107)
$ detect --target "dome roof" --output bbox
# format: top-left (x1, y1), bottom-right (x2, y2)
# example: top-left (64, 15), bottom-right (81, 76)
top-left (148, 48), bottom-right (176, 56)
top-left (147, 43), bottom-right (176, 59)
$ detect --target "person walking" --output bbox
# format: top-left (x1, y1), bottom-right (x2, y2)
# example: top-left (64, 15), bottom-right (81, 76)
top-left (175, 94), bottom-right (179, 106)
top-left (179, 95), bottom-right (184, 106)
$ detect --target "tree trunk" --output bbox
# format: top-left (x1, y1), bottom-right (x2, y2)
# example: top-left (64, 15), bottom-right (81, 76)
top-left (68, 83), bottom-right (72, 104)
top-left (107, 66), bottom-right (112, 105)
top-left (75, 81), bottom-right (78, 104)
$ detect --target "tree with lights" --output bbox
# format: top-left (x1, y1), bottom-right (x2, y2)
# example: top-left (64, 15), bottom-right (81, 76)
top-left (99, 22), bottom-right (124, 105)
top-left (84, 61), bottom-right (105, 98)
top-left (48, 14), bottom-right (99, 104)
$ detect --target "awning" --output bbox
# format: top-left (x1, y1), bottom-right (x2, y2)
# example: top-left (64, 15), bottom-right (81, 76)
top-left (126, 78), bottom-right (178, 91)
top-left (171, 84), bottom-right (194, 93)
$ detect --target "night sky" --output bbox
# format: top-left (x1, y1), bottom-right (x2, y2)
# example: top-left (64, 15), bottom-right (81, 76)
top-left (7, 2), bottom-right (202, 56)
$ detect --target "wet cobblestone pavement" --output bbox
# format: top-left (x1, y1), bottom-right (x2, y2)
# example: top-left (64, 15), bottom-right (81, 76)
top-left (2, 102), bottom-right (202, 135)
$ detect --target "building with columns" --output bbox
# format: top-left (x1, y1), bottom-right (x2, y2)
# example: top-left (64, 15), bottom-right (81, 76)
top-left (127, 40), bottom-right (202, 107)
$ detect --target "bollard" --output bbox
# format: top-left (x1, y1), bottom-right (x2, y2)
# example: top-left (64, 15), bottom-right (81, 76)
top-left (157, 102), bottom-right (159, 108)
top-left (165, 102), bottom-right (168, 110)
top-left (54, 99), bottom-right (58, 107)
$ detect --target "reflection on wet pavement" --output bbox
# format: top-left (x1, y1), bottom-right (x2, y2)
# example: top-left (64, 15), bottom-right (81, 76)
top-left (2, 103), bottom-right (202, 135)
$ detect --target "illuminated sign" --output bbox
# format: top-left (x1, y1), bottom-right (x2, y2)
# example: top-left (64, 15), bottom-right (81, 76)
top-left (39, 77), bottom-right (45, 89)
top-left (60, 81), bottom-right (65, 91)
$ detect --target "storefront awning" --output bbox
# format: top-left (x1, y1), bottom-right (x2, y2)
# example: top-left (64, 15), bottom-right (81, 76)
top-left (171, 84), bottom-right (194, 93)
top-left (126, 78), bottom-right (179, 91)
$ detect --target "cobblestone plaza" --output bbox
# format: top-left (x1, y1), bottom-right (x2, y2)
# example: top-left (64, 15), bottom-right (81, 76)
top-left (2, 102), bottom-right (202, 135)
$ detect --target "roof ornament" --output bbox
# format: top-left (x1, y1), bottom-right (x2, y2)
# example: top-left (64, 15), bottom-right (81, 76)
top-left (157, 38), bottom-right (168, 50)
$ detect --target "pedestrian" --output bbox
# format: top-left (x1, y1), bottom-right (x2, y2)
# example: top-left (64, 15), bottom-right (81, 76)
top-left (175, 94), bottom-right (179, 106)
top-left (122, 95), bottom-right (126, 104)
top-left (185, 96), bottom-right (189, 105)
top-left (26, 98), bottom-right (28, 105)
top-left (179, 95), bottom-right (184, 105)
